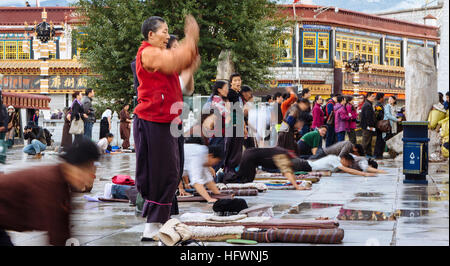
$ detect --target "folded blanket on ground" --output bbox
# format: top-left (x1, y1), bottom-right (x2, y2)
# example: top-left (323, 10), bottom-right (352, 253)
top-left (216, 183), bottom-right (268, 192)
top-left (180, 212), bottom-right (271, 224)
top-left (241, 228), bottom-right (344, 244)
top-left (207, 214), bottom-right (247, 222)
top-left (187, 226), bottom-right (245, 239)
top-left (177, 194), bottom-right (233, 202)
top-left (219, 189), bottom-right (259, 196)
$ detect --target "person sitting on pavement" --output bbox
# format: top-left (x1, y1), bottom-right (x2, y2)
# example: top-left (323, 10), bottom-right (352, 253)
top-left (97, 133), bottom-right (118, 154)
top-left (181, 144), bottom-right (224, 203)
top-left (297, 125), bottom-right (328, 158)
top-left (23, 124), bottom-right (48, 157)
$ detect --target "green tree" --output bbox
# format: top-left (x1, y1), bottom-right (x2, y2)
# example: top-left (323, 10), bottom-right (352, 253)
top-left (75, 0), bottom-right (289, 103)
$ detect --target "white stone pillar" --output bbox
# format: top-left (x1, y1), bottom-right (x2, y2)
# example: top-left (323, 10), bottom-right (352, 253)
top-left (110, 111), bottom-right (120, 146)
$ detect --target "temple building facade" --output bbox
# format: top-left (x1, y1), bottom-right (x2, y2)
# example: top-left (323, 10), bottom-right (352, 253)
top-left (268, 4), bottom-right (441, 101)
top-left (0, 7), bottom-right (90, 120)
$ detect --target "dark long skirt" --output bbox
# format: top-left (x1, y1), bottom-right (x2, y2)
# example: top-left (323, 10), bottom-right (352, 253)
top-left (120, 122), bottom-right (131, 149)
top-left (170, 133), bottom-right (184, 216)
top-left (99, 117), bottom-right (109, 140)
top-left (133, 117), bottom-right (180, 223)
top-left (223, 136), bottom-right (244, 179)
top-left (61, 119), bottom-right (72, 151)
top-left (225, 147), bottom-right (288, 184)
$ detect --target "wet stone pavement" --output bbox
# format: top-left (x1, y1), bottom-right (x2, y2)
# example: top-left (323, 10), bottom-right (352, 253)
top-left (2, 147), bottom-right (449, 246)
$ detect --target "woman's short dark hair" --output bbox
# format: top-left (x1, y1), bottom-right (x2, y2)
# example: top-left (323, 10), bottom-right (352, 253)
top-left (354, 144), bottom-right (365, 156)
top-left (241, 85), bottom-right (252, 93)
top-left (297, 98), bottom-right (310, 106)
top-left (106, 133), bottom-right (114, 138)
top-left (208, 145), bottom-right (224, 159)
top-left (60, 139), bottom-right (101, 166)
top-left (340, 153), bottom-right (355, 163)
top-left (439, 92), bottom-right (444, 104)
top-left (368, 158), bottom-right (378, 169)
top-left (142, 16), bottom-right (166, 40)
top-left (301, 88), bottom-right (310, 97)
top-left (167, 34), bottom-right (179, 49)
top-left (85, 88), bottom-right (93, 96)
top-left (390, 95), bottom-right (397, 105)
top-left (376, 93), bottom-right (385, 101)
top-left (212, 80), bottom-right (228, 97)
top-left (72, 91), bottom-right (81, 99)
top-left (229, 73), bottom-right (241, 83)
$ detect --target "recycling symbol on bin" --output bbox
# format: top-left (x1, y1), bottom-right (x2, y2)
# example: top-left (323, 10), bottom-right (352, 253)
top-left (409, 152), bottom-right (415, 164)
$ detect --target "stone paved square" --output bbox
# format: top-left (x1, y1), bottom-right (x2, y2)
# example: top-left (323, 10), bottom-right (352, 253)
top-left (2, 147), bottom-right (448, 246)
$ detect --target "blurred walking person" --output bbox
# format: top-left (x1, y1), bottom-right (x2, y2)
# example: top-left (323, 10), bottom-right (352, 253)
top-left (0, 139), bottom-right (101, 246)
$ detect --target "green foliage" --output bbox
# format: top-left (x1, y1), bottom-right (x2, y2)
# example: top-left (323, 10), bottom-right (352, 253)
top-left (75, 0), bottom-right (289, 103)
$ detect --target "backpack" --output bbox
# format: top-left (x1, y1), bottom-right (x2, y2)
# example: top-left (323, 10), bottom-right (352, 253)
top-left (325, 100), bottom-right (336, 126)
top-left (43, 128), bottom-right (53, 146)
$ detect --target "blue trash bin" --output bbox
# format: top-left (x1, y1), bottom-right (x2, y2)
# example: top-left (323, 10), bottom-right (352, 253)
top-left (402, 121), bottom-right (429, 184)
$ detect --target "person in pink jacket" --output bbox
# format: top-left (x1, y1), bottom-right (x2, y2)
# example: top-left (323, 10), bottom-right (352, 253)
top-left (311, 95), bottom-right (325, 129)
top-left (334, 95), bottom-right (351, 142)
top-left (345, 96), bottom-right (359, 144)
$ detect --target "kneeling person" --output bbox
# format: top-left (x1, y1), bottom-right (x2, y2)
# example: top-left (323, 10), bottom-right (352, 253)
top-left (97, 133), bottom-right (116, 154)
top-left (184, 144), bottom-right (224, 203)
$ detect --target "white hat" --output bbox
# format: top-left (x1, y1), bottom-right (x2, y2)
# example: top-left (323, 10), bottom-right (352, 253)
top-left (7, 106), bottom-right (14, 110)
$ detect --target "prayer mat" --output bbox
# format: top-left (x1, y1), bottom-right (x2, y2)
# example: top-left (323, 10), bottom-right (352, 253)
top-left (184, 218), bottom-right (339, 230)
top-left (263, 180), bottom-right (312, 190)
top-left (241, 228), bottom-right (344, 244)
top-left (254, 174), bottom-right (320, 183)
top-left (97, 197), bottom-right (129, 203)
top-left (216, 183), bottom-right (268, 192)
top-left (219, 189), bottom-right (259, 196)
top-left (177, 194), bottom-right (234, 202)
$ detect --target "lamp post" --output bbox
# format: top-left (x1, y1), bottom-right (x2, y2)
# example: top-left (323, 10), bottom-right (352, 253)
top-left (343, 53), bottom-right (371, 97)
top-left (24, 8), bottom-right (64, 94)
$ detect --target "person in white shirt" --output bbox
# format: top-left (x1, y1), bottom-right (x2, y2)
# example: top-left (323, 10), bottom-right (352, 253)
top-left (181, 144), bottom-right (224, 203)
top-left (97, 133), bottom-right (114, 154)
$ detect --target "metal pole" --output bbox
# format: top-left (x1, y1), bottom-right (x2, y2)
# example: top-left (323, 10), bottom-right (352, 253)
top-left (293, 2), bottom-right (300, 89)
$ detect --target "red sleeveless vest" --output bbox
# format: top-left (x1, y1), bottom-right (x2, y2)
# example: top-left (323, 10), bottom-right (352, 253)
top-left (134, 41), bottom-right (183, 123)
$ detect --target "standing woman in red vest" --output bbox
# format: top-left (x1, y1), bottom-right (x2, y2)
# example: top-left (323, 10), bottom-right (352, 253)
top-left (134, 15), bottom-right (199, 241)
